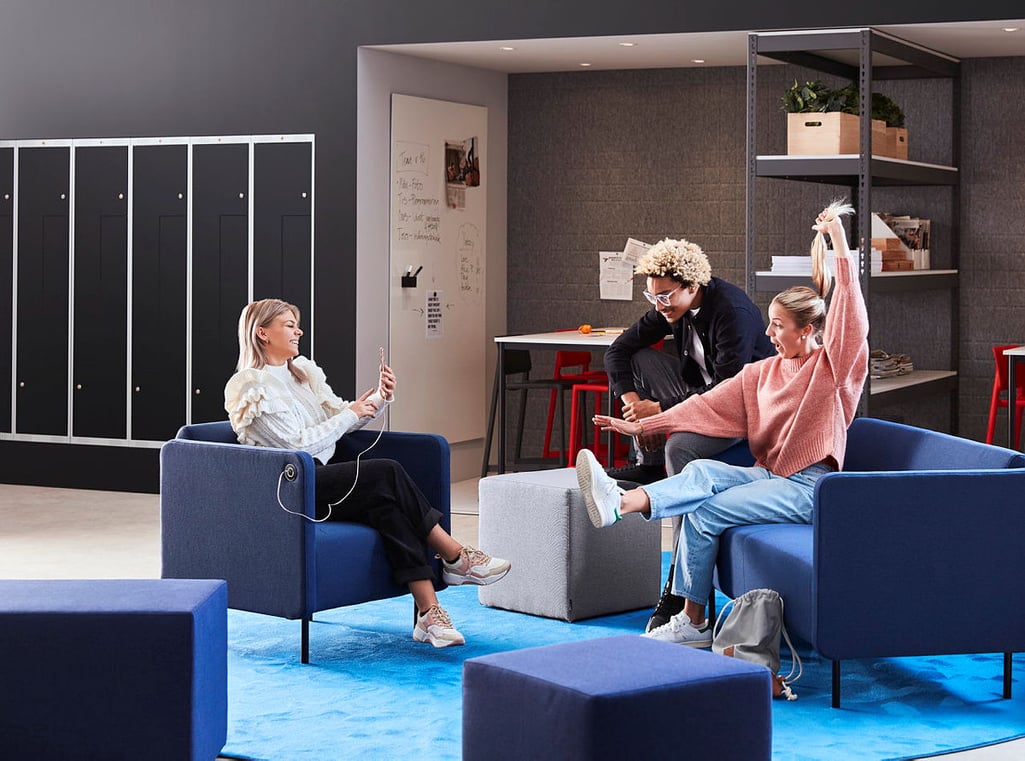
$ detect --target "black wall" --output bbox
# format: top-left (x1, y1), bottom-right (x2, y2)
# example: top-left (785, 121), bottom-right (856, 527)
top-left (0, 0), bottom-right (1019, 491)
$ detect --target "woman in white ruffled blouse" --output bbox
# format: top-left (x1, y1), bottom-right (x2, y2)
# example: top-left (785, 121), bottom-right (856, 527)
top-left (224, 298), bottom-right (510, 648)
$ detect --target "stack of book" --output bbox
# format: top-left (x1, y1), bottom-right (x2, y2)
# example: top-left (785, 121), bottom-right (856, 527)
top-left (769, 249), bottom-right (881, 276)
top-left (870, 349), bottom-right (914, 378)
top-left (871, 237), bottom-right (914, 271)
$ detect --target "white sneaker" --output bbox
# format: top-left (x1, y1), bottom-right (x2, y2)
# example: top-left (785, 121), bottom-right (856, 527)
top-left (442, 545), bottom-right (511, 586)
top-left (641, 610), bottom-right (713, 648)
top-left (575, 448), bottom-right (623, 528)
top-left (413, 604), bottom-right (465, 648)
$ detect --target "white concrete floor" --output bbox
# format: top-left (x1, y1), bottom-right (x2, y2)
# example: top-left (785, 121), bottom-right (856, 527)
top-left (1, 480), bottom-right (1022, 759)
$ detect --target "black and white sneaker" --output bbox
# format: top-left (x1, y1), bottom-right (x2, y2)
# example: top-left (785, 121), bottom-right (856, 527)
top-left (645, 591), bottom-right (687, 633)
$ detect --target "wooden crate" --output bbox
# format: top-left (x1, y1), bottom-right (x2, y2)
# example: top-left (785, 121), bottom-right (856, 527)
top-left (889, 127), bottom-right (909, 160)
top-left (787, 112), bottom-right (887, 156)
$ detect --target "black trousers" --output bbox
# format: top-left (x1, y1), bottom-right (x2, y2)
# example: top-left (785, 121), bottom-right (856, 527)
top-left (315, 457), bottom-right (443, 585)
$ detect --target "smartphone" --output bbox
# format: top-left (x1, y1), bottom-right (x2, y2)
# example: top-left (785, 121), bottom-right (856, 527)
top-left (379, 346), bottom-right (386, 369)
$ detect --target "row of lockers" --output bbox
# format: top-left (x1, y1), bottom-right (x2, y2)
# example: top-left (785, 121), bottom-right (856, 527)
top-left (0, 136), bottom-right (314, 445)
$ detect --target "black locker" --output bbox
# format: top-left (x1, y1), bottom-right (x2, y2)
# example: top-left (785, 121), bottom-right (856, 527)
top-left (16, 146), bottom-right (70, 436)
top-left (72, 146), bottom-right (129, 439)
top-left (253, 141), bottom-right (312, 327)
top-left (131, 144), bottom-right (188, 442)
top-left (0, 148), bottom-right (12, 433)
top-left (191, 142), bottom-right (248, 424)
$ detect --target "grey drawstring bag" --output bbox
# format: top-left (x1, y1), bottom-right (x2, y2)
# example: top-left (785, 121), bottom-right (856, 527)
top-left (712, 588), bottom-right (802, 700)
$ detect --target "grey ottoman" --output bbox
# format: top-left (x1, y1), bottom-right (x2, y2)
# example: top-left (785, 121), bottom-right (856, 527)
top-left (478, 467), bottom-right (661, 620)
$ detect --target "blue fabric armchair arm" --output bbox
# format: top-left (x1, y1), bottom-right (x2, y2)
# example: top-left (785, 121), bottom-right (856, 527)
top-left (161, 437), bottom-right (317, 620)
top-left (813, 468), bottom-right (1025, 661)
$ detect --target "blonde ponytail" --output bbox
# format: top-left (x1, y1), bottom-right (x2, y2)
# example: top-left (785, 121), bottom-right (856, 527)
top-left (810, 199), bottom-right (855, 299)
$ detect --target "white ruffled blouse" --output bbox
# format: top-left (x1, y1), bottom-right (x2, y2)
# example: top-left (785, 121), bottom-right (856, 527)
top-left (223, 355), bottom-right (389, 464)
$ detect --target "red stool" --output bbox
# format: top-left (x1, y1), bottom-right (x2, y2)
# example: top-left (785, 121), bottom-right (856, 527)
top-left (541, 336), bottom-right (606, 461)
top-left (568, 382), bottom-right (630, 466)
top-left (985, 343), bottom-right (1025, 448)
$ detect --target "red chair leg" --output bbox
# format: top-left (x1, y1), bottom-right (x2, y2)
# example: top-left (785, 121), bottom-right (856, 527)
top-left (985, 377), bottom-right (1001, 444)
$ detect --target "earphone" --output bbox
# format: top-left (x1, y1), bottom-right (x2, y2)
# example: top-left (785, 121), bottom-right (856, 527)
top-left (275, 346), bottom-right (389, 521)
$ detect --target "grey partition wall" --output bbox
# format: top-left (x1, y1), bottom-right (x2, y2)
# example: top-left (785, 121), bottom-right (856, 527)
top-left (1, 134), bottom-right (314, 451)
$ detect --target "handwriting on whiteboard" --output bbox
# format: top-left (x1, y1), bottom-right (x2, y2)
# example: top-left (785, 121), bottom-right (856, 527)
top-left (393, 141), bottom-right (441, 245)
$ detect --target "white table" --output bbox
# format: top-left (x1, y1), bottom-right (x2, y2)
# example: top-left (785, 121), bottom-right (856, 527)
top-left (1004, 346), bottom-right (1025, 451)
top-left (493, 330), bottom-right (624, 473)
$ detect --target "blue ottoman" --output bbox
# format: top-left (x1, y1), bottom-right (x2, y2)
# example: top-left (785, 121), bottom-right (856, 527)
top-left (463, 635), bottom-right (771, 760)
top-left (0, 579), bottom-right (227, 761)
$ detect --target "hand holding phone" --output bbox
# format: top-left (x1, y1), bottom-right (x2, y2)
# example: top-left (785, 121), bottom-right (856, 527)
top-left (378, 346), bottom-right (395, 400)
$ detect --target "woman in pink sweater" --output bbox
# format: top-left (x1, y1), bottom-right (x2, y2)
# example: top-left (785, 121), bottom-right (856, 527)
top-left (576, 203), bottom-right (868, 646)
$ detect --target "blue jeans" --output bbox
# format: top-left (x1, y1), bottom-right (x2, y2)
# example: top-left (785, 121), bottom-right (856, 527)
top-left (642, 459), bottom-right (834, 606)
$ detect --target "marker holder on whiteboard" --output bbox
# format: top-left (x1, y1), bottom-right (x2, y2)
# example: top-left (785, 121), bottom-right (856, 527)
top-left (401, 265), bottom-right (423, 288)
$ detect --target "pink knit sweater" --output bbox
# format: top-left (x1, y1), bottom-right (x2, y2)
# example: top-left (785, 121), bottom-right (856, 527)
top-left (639, 255), bottom-right (869, 477)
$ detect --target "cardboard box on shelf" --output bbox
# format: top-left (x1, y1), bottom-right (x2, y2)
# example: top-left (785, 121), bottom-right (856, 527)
top-left (889, 127), bottom-right (908, 160)
top-left (882, 259), bottom-right (915, 271)
top-left (871, 237), bottom-right (905, 252)
top-left (787, 112), bottom-right (888, 156)
top-left (872, 212), bottom-right (931, 270)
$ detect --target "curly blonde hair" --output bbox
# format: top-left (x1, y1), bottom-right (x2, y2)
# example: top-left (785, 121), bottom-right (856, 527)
top-left (634, 238), bottom-right (712, 286)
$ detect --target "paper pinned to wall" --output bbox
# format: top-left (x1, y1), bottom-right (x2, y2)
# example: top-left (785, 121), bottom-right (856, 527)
top-left (600, 251), bottom-right (634, 300)
top-left (426, 289), bottom-right (444, 338)
top-left (622, 237), bottom-right (651, 265)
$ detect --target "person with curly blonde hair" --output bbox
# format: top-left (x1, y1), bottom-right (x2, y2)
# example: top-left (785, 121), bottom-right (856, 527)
top-left (579, 203), bottom-right (867, 647)
top-left (603, 237), bottom-right (774, 631)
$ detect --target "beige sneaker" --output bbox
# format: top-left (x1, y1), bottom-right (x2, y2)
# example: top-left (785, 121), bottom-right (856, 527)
top-left (442, 546), bottom-right (511, 586)
top-left (413, 604), bottom-right (465, 648)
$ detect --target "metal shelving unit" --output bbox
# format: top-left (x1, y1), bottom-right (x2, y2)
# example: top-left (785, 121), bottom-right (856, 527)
top-left (745, 28), bottom-right (961, 426)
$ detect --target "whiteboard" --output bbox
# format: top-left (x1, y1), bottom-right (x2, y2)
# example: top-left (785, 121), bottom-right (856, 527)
top-left (389, 94), bottom-right (486, 443)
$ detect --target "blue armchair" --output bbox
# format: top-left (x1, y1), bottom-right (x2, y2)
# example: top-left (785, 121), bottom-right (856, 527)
top-left (712, 418), bottom-right (1025, 706)
top-left (160, 421), bottom-right (451, 663)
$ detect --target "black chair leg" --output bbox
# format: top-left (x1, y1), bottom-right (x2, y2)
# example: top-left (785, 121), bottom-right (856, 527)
top-left (832, 661), bottom-right (841, 708)
top-left (481, 363), bottom-right (501, 478)
top-left (1004, 652), bottom-right (1013, 699)
top-left (301, 618), bottom-right (310, 664)
top-left (514, 389), bottom-right (527, 462)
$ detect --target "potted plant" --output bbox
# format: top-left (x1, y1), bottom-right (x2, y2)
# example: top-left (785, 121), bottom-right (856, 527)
top-left (781, 80), bottom-right (863, 155)
top-left (783, 80), bottom-right (905, 158)
top-left (780, 80), bottom-right (835, 113)
top-left (833, 85), bottom-right (908, 159)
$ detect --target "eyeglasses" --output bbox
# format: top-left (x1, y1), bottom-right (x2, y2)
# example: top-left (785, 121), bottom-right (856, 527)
top-left (642, 286), bottom-right (682, 307)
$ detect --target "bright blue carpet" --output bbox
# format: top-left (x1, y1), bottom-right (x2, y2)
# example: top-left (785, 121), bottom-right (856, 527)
top-left (222, 555), bottom-right (1024, 760)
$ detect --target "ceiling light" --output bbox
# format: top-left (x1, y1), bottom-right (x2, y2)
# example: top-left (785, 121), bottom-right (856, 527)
top-left (618, 42), bottom-right (636, 47)
top-left (692, 58), bottom-right (706, 64)
top-left (1002, 27), bottom-right (1020, 33)
top-left (579, 62), bottom-right (592, 67)
top-left (499, 46), bottom-right (515, 51)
